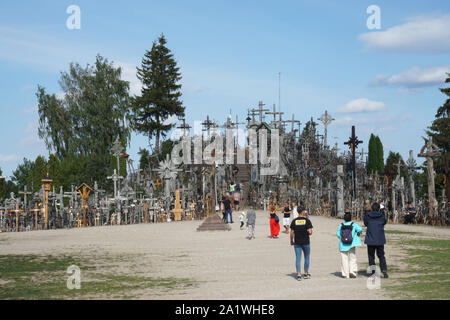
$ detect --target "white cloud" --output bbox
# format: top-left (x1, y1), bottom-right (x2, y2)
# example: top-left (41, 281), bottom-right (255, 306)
top-left (359, 14), bottom-right (450, 53)
top-left (370, 66), bottom-right (450, 88)
top-left (337, 98), bottom-right (386, 114)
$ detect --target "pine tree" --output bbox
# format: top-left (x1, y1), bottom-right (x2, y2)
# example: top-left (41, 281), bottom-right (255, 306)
top-left (132, 34), bottom-right (185, 153)
top-left (367, 134), bottom-right (384, 174)
top-left (375, 135), bottom-right (385, 174)
top-left (426, 73), bottom-right (450, 153)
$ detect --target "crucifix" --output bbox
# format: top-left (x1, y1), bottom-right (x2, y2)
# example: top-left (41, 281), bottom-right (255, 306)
top-left (19, 185), bottom-right (32, 210)
top-left (30, 202), bottom-right (44, 231)
top-left (9, 203), bottom-right (23, 232)
top-left (317, 110), bottom-right (335, 147)
top-left (76, 183), bottom-right (93, 227)
top-left (344, 126), bottom-right (363, 199)
top-left (41, 173), bottom-right (53, 230)
top-left (418, 139), bottom-right (441, 221)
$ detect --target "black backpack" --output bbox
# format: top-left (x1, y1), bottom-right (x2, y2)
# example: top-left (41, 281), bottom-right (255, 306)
top-left (340, 222), bottom-right (354, 244)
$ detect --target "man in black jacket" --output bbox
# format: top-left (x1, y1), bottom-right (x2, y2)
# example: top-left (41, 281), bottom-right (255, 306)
top-left (364, 202), bottom-right (388, 278)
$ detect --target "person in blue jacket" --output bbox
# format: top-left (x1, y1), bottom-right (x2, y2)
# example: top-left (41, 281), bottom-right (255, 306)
top-left (337, 211), bottom-right (363, 278)
top-left (364, 202), bottom-right (388, 278)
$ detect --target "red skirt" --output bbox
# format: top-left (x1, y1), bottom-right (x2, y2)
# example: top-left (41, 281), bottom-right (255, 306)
top-left (270, 218), bottom-right (280, 237)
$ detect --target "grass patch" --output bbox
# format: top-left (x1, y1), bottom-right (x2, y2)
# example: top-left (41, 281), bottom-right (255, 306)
top-left (0, 254), bottom-right (195, 300)
top-left (386, 238), bottom-right (450, 300)
top-left (385, 230), bottom-right (421, 235)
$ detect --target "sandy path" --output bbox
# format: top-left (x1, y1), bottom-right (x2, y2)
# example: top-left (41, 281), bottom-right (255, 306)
top-left (2, 211), bottom-right (447, 299)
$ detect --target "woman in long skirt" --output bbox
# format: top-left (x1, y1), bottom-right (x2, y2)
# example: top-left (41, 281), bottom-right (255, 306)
top-left (268, 205), bottom-right (280, 238)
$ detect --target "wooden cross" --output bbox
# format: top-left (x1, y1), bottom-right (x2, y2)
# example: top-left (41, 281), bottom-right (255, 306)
top-left (282, 113), bottom-right (300, 132)
top-left (177, 118), bottom-right (191, 136)
top-left (18, 185), bottom-right (32, 209)
top-left (251, 101), bottom-right (270, 124)
top-left (154, 178), bottom-right (163, 188)
top-left (418, 139), bottom-right (442, 220)
top-left (30, 203), bottom-right (44, 231)
top-left (344, 126), bottom-right (363, 199)
top-left (265, 104), bottom-right (284, 127)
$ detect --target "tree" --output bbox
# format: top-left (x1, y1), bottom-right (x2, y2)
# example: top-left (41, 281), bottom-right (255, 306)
top-left (138, 148), bottom-right (151, 172)
top-left (385, 151), bottom-right (407, 185)
top-left (426, 73), bottom-right (450, 153)
top-left (37, 54), bottom-right (132, 185)
top-left (367, 134), bottom-right (384, 175)
top-left (132, 34), bottom-right (185, 153)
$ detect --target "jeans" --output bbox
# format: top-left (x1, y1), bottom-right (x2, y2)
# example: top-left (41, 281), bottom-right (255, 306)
top-left (294, 244), bottom-right (310, 273)
top-left (225, 209), bottom-right (233, 223)
top-left (367, 245), bottom-right (387, 272)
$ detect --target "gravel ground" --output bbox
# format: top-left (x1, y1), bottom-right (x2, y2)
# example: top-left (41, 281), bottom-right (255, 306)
top-left (1, 211), bottom-right (448, 300)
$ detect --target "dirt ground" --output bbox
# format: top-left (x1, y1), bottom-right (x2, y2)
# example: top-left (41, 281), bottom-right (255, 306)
top-left (1, 211), bottom-right (449, 300)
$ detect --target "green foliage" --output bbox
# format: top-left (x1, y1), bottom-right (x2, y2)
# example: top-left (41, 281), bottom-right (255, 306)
top-left (426, 73), bottom-right (450, 154)
top-left (385, 151), bottom-right (407, 181)
top-left (367, 134), bottom-right (384, 174)
top-left (301, 120), bottom-right (316, 141)
top-left (138, 148), bottom-right (151, 172)
top-left (36, 54), bottom-right (132, 185)
top-left (132, 34), bottom-right (185, 153)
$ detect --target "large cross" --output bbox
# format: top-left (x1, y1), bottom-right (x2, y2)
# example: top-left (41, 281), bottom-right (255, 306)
top-left (107, 169), bottom-right (124, 199)
top-left (282, 113), bottom-right (300, 133)
top-left (317, 110), bottom-right (335, 147)
top-left (202, 115), bottom-right (217, 140)
top-left (19, 185), bottom-right (32, 209)
top-left (418, 139), bottom-right (441, 220)
top-left (111, 138), bottom-right (124, 195)
top-left (177, 118), bottom-right (191, 136)
top-left (344, 126), bottom-right (363, 199)
top-left (251, 101), bottom-right (269, 124)
top-left (265, 104), bottom-right (284, 128)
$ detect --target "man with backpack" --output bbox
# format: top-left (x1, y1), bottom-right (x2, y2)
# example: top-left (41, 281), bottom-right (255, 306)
top-left (336, 211), bottom-right (363, 278)
top-left (364, 202), bottom-right (389, 278)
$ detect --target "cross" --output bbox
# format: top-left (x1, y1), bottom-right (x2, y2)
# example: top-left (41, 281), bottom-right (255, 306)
top-left (30, 203), bottom-right (44, 231)
top-left (19, 185), bottom-right (32, 209)
top-left (154, 178), bottom-right (162, 188)
top-left (107, 169), bottom-right (124, 199)
top-left (177, 118), bottom-right (192, 136)
top-left (317, 110), bottom-right (335, 147)
top-left (111, 137), bottom-right (124, 195)
top-left (281, 113), bottom-right (300, 133)
top-left (394, 159), bottom-right (403, 178)
top-left (265, 104), bottom-right (284, 128)
top-left (201, 115), bottom-right (217, 140)
top-left (344, 126), bottom-right (363, 199)
top-left (251, 101), bottom-right (270, 124)
top-left (418, 139), bottom-right (442, 219)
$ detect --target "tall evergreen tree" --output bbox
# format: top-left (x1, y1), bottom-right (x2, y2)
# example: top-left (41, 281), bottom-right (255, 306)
top-left (367, 134), bottom-right (384, 174)
top-left (132, 34), bottom-right (185, 153)
top-left (426, 73), bottom-right (450, 153)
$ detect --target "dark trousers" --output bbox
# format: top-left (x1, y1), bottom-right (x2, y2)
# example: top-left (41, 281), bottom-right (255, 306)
top-left (367, 245), bottom-right (387, 272)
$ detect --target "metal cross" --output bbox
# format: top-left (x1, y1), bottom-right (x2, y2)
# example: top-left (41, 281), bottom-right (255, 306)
top-left (344, 126), bottom-right (363, 199)
top-left (251, 101), bottom-right (270, 124)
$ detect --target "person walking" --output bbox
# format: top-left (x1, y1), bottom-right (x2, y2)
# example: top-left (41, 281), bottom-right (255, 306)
top-left (268, 205), bottom-right (280, 239)
top-left (364, 202), bottom-right (388, 278)
top-left (337, 211), bottom-right (363, 278)
top-left (246, 204), bottom-right (256, 239)
top-left (233, 190), bottom-right (241, 211)
top-left (224, 195), bottom-right (233, 224)
top-left (282, 202), bottom-right (292, 233)
top-left (290, 208), bottom-right (313, 281)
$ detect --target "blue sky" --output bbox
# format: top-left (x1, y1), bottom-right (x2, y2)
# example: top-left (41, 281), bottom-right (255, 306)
top-left (1, 0), bottom-right (449, 177)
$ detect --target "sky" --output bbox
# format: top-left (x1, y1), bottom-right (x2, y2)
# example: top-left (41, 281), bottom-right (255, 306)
top-left (0, 0), bottom-right (449, 178)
